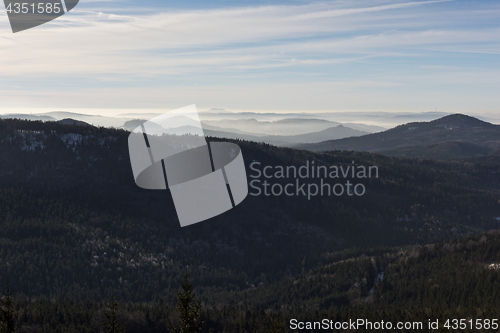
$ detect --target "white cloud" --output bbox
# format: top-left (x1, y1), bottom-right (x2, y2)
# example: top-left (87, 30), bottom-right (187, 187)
top-left (2, 1), bottom-right (494, 75)
top-left (0, 0), bottom-right (498, 112)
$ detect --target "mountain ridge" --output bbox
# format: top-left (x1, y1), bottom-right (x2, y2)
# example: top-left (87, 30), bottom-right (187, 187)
top-left (295, 114), bottom-right (500, 158)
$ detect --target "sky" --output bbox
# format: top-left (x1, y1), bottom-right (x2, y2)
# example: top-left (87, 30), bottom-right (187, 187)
top-left (0, 0), bottom-right (499, 116)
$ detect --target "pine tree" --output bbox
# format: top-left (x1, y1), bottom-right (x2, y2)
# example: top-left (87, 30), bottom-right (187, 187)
top-left (167, 272), bottom-right (205, 333)
top-left (0, 281), bottom-right (17, 333)
top-left (102, 290), bottom-right (126, 333)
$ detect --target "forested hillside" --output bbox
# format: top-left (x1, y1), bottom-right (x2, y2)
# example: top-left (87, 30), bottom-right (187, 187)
top-left (1, 118), bottom-right (500, 332)
top-left (3, 227), bottom-right (500, 332)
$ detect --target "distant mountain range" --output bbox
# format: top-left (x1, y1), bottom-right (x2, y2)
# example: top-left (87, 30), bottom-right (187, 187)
top-left (197, 110), bottom-right (476, 128)
top-left (202, 124), bottom-right (368, 146)
top-left (5, 112), bottom-right (499, 158)
top-left (0, 110), bottom-right (384, 138)
top-left (0, 111), bottom-right (127, 127)
top-left (202, 107), bottom-right (234, 114)
top-left (0, 114), bottom-right (56, 121)
top-left (201, 117), bottom-right (383, 135)
top-left (296, 114), bottom-right (500, 159)
top-left (122, 117), bottom-right (371, 146)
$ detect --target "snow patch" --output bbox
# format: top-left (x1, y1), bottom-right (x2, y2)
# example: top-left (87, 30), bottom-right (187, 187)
top-left (60, 133), bottom-right (83, 147)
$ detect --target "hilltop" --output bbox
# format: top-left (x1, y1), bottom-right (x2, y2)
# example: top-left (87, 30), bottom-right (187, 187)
top-left (296, 114), bottom-right (500, 159)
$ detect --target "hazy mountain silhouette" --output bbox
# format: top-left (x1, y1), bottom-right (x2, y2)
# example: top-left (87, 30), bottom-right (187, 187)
top-left (122, 118), bottom-right (368, 146)
top-left (0, 114), bottom-right (56, 121)
top-left (202, 108), bottom-right (234, 113)
top-left (57, 118), bottom-right (92, 127)
top-left (201, 117), bottom-right (382, 136)
top-left (201, 125), bottom-right (366, 146)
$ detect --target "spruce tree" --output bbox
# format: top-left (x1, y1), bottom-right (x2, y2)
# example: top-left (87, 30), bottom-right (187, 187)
top-left (0, 281), bottom-right (16, 333)
top-left (102, 290), bottom-right (125, 333)
top-left (167, 272), bottom-right (205, 333)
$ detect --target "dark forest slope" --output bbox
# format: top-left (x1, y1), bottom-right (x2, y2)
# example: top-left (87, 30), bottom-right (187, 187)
top-left (0, 118), bottom-right (499, 304)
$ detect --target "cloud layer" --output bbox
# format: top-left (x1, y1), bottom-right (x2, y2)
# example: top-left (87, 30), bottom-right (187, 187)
top-left (0, 0), bottom-right (499, 112)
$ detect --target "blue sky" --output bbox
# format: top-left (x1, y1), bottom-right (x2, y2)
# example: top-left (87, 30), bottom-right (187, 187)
top-left (0, 0), bottom-right (499, 115)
